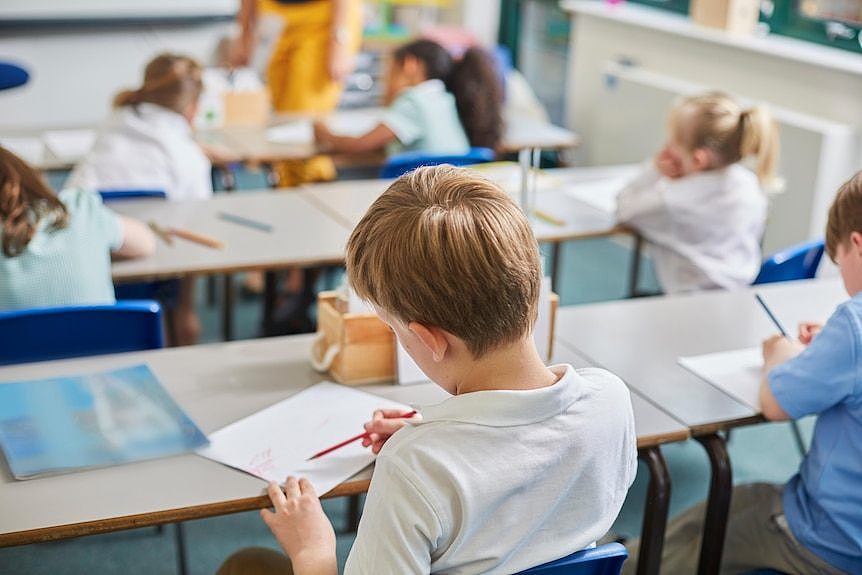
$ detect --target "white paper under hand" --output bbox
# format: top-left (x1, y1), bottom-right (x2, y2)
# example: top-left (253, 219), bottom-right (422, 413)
top-left (197, 382), bottom-right (411, 495)
top-left (678, 347), bottom-right (763, 410)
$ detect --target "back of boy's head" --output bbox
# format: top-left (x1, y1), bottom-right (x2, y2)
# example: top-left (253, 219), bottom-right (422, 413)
top-left (345, 165), bottom-right (541, 358)
top-left (673, 91), bottom-right (779, 187)
top-left (114, 53), bottom-right (203, 115)
top-left (826, 171), bottom-right (862, 261)
top-left (0, 147), bottom-right (67, 257)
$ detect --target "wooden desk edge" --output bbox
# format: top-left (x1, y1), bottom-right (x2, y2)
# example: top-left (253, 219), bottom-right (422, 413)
top-left (0, 477), bottom-right (371, 548)
top-left (636, 429), bottom-right (690, 449)
top-left (688, 413), bottom-right (765, 437)
top-left (113, 256), bottom-right (346, 283)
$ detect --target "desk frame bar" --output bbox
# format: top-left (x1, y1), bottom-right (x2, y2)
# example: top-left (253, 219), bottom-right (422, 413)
top-left (696, 433), bottom-right (732, 575)
top-left (637, 446), bottom-right (671, 575)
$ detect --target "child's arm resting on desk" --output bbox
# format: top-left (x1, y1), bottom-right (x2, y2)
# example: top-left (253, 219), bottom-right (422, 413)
top-left (314, 121), bottom-right (396, 154)
top-left (261, 477), bottom-right (337, 575)
top-left (113, 216), bottom-right (156, 259)
top-left (760, 308), bottom-right (858, 421)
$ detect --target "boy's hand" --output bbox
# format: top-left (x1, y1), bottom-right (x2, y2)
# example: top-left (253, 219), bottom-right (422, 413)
top-left (655, 145), bottom-right (683, 179)
top-left (798, 322), bottom-right (823, 345)
top-left (361, 409), bottom-right (420, 454)
top-left (762, 335), bottom-right (805, 370)
top-left (260, 477), bottom-right (337, 574)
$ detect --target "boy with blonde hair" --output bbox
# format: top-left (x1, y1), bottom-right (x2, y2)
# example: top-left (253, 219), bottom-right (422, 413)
top-left (624, 172), bottom-right (862, 574)
top-left (219, 165), bottom-right (637, 575)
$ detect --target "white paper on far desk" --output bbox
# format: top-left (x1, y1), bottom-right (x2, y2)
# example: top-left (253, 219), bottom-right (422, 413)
top-left (678, 347), bottom-right (762, 410)
top-left (266, 111), bottom-right (381, 144)
top-left (43, 129), bottom-right (96, 161)
top-left (197, 382), bottom-right (411, 495)
top-left (564, 172), bottom-right (637, 215)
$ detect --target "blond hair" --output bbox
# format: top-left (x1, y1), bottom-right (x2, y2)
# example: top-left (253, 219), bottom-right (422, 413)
top-left (114, 53), bottom-right (203, 115)
top-left (672, 92), bottom-right (779, 187)
top-left (826, 171), bottom-right (862, 261)
top-left (345, 165), bottom-right (541, 358)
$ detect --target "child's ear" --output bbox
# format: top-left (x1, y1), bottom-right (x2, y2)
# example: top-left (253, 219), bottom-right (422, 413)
top-left (408, 322), bottom-right (449, 362)
top-left (849, 231), bottom-right (862, 256)
top-left (692, 148), bottom-right (713, 171)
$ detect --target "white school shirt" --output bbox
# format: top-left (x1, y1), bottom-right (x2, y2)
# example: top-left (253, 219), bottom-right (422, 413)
top-left (616, 163), bottom-right (767, 294)
top-left (66, 103), bottom-right (212, 201)
top-left (344, 365), bottom-right (637, 575)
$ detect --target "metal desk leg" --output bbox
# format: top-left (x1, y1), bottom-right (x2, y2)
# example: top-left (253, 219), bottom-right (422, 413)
top-left (347, 494), bottom-right (363, 533)
top-left (628, 234), bottom-right (643, 298)
top-left (637, 446), bottom-right (671, 575)
top-left (222, 274), bottom-right (235, 341)
top-left (695, 434), bottom-right (732, 575)
top-left (548, 241), bottom-right (561, 292)
top-left (262, 270), bottom-right (278, 336)
top-left (175, 522), bottom-right (188, 575)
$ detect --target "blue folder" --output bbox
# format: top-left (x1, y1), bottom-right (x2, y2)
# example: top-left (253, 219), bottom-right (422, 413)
top-left (0, 364), bottom-right (208, 479)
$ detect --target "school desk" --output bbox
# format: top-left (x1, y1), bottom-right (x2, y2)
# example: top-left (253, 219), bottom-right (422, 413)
top-left (298, 164), bottom-right (642, 294)
top-left (0, 335), bottom-right (686, 575)
top-left (553, 277), bottom-right (847, 575)
top-left (109, 191), bottom-right (350, 340)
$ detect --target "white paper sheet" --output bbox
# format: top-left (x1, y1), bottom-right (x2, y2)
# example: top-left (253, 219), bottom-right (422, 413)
top-left (564, 175), bottom-right (633, 215)
top-left (197, 382), bottom-right (411, 494)
top-left (678, 347), bottom-right (763, 410)
top-left (0, 137), bottom-right (45, 165)
top-left (266, 121), bottom-right (314, 144)
top-left (43, 129), bottom-right (96, 162)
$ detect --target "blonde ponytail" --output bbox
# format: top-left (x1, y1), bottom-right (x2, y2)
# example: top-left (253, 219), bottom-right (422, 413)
top-left (112, 53), bottom-right (203, 115)
top-left (739, 106), bottom-right (779, 188)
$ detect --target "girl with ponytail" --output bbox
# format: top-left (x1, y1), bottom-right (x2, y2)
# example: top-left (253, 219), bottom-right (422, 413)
top-left (616, 91), bottom-right (780, 294)
top-left (313, 38), bottom-right (503, 156)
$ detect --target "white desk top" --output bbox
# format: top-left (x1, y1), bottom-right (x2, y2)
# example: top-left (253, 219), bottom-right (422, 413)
top-left (0, 335), bottom-right (684, 545)
top-left (110, 190), bottom-right (349, 281)
top-left (299, 164), bottom-right (636, 244)
top-left (555, 278), bottom-right (847, 434)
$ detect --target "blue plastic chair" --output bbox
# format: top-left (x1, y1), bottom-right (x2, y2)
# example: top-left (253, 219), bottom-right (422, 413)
top-left (380, 147), bottom-right (496, 178)
top-left (0, 300), bottom-right (163, 366)
top-left (0, 62), bottom-right (29, 91)
top-left (515, 543), bottom-right (628, 575)
top-left (753, 239), bottom-right (825, 285)
top-left (98, 189), bottom-right (167, 201)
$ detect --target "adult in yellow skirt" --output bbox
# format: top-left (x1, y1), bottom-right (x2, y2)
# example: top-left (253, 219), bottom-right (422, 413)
top-left (235, 0), bottom-right (363, 187)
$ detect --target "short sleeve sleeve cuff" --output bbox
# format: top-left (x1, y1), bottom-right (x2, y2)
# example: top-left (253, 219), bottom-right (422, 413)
top-left (381, 93), bottom-right (422, 146)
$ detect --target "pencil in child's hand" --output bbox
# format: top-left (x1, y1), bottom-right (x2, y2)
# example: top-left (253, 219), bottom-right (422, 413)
top-left (170, 227), bottom-right (225, 250)
top-left (147, 221), bottom-right (173, 246)
top-left (755, 293), bottom-right (788, 337)
top-left (307, 410), bottom-right (418, 460)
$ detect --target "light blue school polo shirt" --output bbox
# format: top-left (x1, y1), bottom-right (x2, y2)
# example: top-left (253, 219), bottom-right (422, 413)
top-left (769, 292), bottom-right (862, 573)
top-left (0, 188), bottom-right (122, 310)
top-left (381, 79), bottom-right (470, 156)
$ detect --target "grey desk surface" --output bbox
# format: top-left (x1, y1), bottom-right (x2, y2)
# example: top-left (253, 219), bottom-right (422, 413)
top-left (299, 165), bottom-right (634, 244)
top-left (0, 336), bottom-right (684, 546)
top-left (555, 278), bottom-right (847, 434)
top-left (109, 190), bottom-right (349, 281)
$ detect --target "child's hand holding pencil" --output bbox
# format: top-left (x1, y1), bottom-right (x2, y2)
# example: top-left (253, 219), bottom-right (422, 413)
top-left (361, 409), bottom-right (420, 455)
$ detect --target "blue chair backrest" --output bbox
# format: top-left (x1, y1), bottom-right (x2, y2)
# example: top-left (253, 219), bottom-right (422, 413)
top-left (0, 62), bottom-right (29, 91)
top-left (753, 239), bottom-right (825, 285)
top-left (515, 543), bottom-right (628, 575)
top-left (380, 147), bottom-right (496, 178)
top-left (98, 189), bottom-right (167, 202)
top-left (0, 300), bottom-right (164, 366)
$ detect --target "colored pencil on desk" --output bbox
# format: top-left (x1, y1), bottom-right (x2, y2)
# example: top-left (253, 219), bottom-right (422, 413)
top-left (218, 211), bottom-right (273, 232)
top-left (170, 227), bottom-right (225, 250)
top-left (147, 221), bottom-right (174, 246)
top-left (754, 293), bottom-right (789, 337)
top-left (533, 209), bottom-right (565, 226)
top-left (307, 410), bottom-right (418, 460)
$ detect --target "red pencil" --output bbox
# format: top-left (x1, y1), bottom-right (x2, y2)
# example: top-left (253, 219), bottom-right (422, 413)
top-left (307, 410), bottom-right (418, 460)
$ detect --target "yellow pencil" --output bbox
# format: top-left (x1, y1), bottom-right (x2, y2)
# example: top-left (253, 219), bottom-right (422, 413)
top-left (533, 209), bottom-right (565, 226)
top-left (170, 227), bottom-right (225, 250)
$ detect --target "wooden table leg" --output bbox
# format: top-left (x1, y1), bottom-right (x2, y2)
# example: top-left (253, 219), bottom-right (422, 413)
top-left (637, 446), bottom-right (671, 575)
top-left (695, 433), bottom-right (732, 575)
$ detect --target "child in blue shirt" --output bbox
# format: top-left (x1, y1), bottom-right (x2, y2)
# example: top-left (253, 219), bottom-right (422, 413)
top-left (623, 172), bottom-right (862, 574)
top-left (313, 39), bottom-right (502, 155)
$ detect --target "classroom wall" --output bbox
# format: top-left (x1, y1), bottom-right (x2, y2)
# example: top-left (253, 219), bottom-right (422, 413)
top-left (0, 22), bottom-right (231, 129)
top-left (562, 1), bottom-right (862, 168)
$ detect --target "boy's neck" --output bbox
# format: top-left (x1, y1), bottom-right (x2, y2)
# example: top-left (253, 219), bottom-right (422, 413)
top-left (451, 337), bottom-right (560, 395)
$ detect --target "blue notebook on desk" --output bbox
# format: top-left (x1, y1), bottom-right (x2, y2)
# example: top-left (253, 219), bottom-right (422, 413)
top-left (0, 364), bottom-right (208, 479)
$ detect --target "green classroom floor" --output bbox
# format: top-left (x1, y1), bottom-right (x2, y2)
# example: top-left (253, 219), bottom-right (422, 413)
top-left (0, 172), bottom-right (812, 574)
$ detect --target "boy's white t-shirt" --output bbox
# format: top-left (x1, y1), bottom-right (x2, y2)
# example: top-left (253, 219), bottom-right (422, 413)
top-left (344, 364), bottom-right (637, 575)
top-left (615, 163), bottom-right (768, 294)
top-left (66, 103), bottom-right (212, 201)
